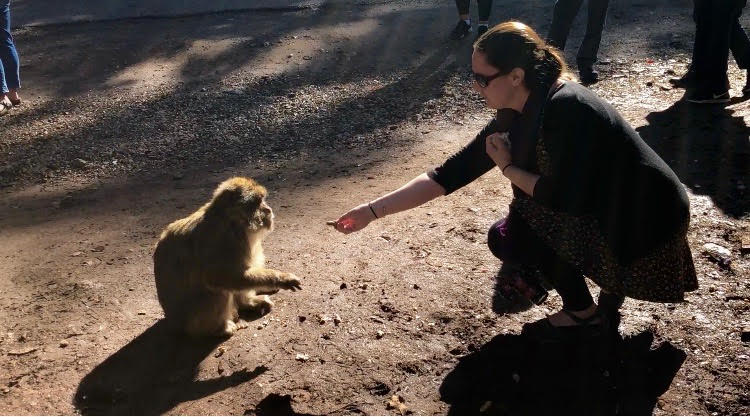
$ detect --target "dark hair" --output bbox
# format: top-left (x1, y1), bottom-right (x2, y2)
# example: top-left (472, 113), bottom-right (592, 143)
top-left (473, 21), bottom-right (569, 90)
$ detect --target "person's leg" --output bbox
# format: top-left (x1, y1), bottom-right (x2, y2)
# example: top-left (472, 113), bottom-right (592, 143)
top-left (0, 0), bottom-right (20, 102)
top-left (547, 0), bottom-right (584, 51)
top-left (487, 214), bottom-right (596, 324)
top-left (728, 2), bottom-right (750, 93)
top-left (475, 0), bottom-right (493, 39)
top-left (689, 0), bottom-right (734, 102)
top-left (455, 0), bottom-right (470, 20)
top-left (673, 0), bottom-right (704, 87)
top-left (451, 0), bottom-right (473, 40)
top-left (576, 0), bottom-right (610, 83)
top-left (477, 0), bottom-right (492, 26)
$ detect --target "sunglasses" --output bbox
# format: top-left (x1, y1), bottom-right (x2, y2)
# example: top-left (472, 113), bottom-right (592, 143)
top-left (473, 71), bottom-right (503, 88)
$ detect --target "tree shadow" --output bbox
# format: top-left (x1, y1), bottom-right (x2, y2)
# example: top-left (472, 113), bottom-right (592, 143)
top-left (440, 330), bottom-right (686, 415)
top-left (1, 4), bottom-right (461, 191)
top-left (73, 319), bottom-right (268, 415)
top-left (636, 99), bottom-right (750, 217)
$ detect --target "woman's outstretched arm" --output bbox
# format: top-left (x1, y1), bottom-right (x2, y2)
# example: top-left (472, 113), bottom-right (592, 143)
top-left (330, 173), bottom-right (446, 234)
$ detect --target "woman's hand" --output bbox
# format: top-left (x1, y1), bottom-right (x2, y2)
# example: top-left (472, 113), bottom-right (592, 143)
top-left (328, 203), bottom-right (376, 234)
top-left (485, 132), bottom-right (512, 169)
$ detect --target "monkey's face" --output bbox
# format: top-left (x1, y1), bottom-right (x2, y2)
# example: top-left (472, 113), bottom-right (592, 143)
top-left (256, 200), bottom-right (275, 231)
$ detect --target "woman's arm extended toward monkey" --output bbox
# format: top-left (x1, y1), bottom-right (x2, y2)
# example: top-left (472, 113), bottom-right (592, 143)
top-left (330, 173), bottom-right (446, 234)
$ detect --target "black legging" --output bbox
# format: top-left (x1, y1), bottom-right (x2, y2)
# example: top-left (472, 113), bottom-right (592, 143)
top-left (487, 214), bottom-right (594, 311)
top-left (455, 0), bottom-right (494, 22)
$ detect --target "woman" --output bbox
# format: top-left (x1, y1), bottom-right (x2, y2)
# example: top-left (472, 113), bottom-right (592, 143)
top-left (331, 22), bottom-right (697, 335)
top-left (0, 0), bottom-right (21, 116)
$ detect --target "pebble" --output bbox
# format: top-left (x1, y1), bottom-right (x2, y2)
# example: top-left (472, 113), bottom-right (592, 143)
top-left (59, 340), bottom-right (69, 348)
top-left (296, 353), bottom-right (309, 362)
top-left (376, 330), bottom-right (385, 339)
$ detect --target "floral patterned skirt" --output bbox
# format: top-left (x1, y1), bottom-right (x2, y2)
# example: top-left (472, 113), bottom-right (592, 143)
top-left (511, 196), bottom-right (698, 302)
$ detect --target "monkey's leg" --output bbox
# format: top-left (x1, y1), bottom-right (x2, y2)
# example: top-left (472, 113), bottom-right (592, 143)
top-left (184, 291), bottom-right (237, 338)
top-left (235, 291), bottom-right (274, 316)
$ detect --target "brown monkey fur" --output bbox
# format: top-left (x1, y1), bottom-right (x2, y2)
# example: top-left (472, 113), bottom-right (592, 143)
top-left (154, 177), bottom-right (301, 338)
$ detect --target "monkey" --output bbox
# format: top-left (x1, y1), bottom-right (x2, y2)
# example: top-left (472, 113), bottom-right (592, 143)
top-left (153, 177), bottom-right (301, 338)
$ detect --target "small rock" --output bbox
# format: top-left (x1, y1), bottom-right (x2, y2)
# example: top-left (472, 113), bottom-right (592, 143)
top-left (376, 330), bottom-right (385, 339)
top-left (214, 346), bottom-right (226, 358)
top-left (468, 207), bottom-right (480, 213)
top-left (386, 395), bottom-right (408, 415)
top-left (703, 243), bottom-right (732, 267)
top-left (318, 314), bottom-right (331, 325)
top-left (137, 311), bottom-right (146, 315)
top-left (296, 353), bottom-right (309, 362)
top-left (741, 235), bottom-right (750, 254)
top-left (59, 340), bottom-right (69, 348)
top-left (91, 245), bottom-right (105, 253)
top-left (333, 314), bottom-right (342, 326)
top-left (303, 56), bottom-right (312, 60)
top-left (71, 251), bottom-right (83, 257)
top-left (287, 54), bottom-right (294, 58)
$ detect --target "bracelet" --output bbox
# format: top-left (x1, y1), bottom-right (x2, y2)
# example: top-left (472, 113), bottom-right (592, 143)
top-left (368, 202), bottom-right (379, 219)
top-left (501, 163), bottom-right (513, 174)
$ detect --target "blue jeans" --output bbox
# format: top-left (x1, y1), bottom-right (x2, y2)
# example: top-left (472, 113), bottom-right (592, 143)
top-left (0, 0), bottom-right (20, 93)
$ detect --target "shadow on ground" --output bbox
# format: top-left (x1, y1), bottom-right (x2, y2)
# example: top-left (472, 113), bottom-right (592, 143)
top-left (440, 330), bottom-right (686, 415)
top-left (637, 100), bottom-right (750, 218)
top-left (73, 320), bottom-right (267, 415)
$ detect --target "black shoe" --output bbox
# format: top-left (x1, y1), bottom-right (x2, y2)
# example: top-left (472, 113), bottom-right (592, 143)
top-left (450, 20), bottom-right (472, 40)
top-left (579, 66), bottom-right (599, 84)
top-left (685, 87), bottom-right (730, 104)
top-left (475, 24), bottom-right (489, 41)
top-left (669, 69), bottom-right (696, 88)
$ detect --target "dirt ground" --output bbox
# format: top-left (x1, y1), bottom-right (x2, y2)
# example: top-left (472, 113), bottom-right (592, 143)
top-left (1, 0), bottom-right (749, 415)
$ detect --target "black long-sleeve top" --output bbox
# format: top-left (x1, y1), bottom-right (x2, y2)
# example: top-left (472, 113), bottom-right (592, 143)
top-left (428, 82), bottom-right (690, 264)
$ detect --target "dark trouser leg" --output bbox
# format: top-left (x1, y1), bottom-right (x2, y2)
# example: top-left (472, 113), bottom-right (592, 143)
top-left (478, 0), bottom-right (493, 22)
top-left (455, 0), bottom-right (470, 16)
top-left (576, 0), bottom-right (610, 68)
top-left (487, 215), bottom-right (594, 311)
top-left (694, 0), bottom-right (737, 91)
top-left (730, 19), bottom-right (750, 69)
top-left (547, 0), bottom-right (584, 51)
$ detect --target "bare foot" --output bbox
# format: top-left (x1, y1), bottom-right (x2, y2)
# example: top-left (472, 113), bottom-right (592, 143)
top-left (546, 304), bottom-right (600, 327)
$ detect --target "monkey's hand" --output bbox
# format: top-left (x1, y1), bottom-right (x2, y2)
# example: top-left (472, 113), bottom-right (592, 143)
top-left (280, 274), bottom-right (302, 291)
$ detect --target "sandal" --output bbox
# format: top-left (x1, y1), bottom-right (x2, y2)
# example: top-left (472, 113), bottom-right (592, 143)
top-left (521, 309), bottom-right (608, 342)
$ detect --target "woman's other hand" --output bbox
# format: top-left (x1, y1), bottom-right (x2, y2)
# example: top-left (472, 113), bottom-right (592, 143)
top-left (485, 132), bottom-right (512, 168)
top-left (328, 203), bottom-right (376, 234)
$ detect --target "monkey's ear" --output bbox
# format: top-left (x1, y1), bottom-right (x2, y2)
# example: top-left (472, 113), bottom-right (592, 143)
top-left (211, 187), bottom-right (242, 211)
